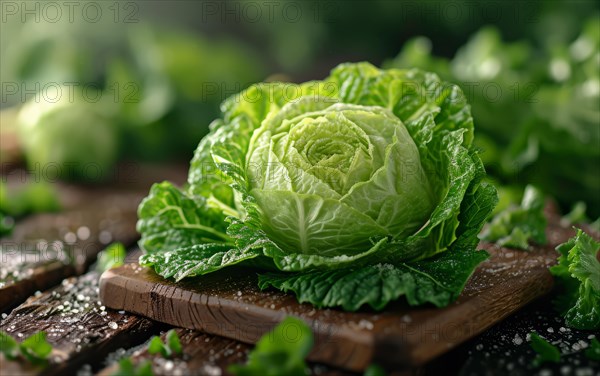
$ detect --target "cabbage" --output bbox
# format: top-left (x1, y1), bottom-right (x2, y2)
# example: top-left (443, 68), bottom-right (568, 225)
top-left (387, 18), bottom-right (600, 216)
top-left (551, 229), bottom-right (600, 330)
top-left (17, 87), bottom-right (119, 182)
top-left (138, 63), bottom-right (498, 310)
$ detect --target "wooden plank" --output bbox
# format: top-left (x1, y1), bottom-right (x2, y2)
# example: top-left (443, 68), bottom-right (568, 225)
top-left (0, 193), bottom-right (142, 313)
top-left (96, 328), bottom-right (355, 376)
top-left (0, 164), bottom-right (188, 312)
top-left (99, 208), bottom-right (582, 372)
top-left (0, 270), bottom-right (160, 376)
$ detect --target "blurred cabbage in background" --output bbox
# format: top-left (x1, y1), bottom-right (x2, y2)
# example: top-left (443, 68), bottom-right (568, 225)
top-left (387, 15), bottom-right (600, 217)
top-left (1, 0), bottom-right (598, 219)
top-left (1, 1), bottom-right (265, 181)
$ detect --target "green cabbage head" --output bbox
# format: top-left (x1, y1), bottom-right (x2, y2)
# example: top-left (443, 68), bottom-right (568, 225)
top-left (138, 63), bottom-right (497, 302)
top-left (246, 99), bottom-right (435, 257)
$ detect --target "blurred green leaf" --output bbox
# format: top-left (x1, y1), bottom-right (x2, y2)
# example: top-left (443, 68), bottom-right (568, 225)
top-left (0, 331), bottom-right (19, 360)
top-left (229, 317), bottom-right (313, 376)
top-left (96, 243), bottom-right (126, 274)
top-left (0, 181), bottom-right (60, 217)
top-left (166, 330), bottom-right (182, 356)
top-left (20, 332), bottom-right (52, 364)
top-left (481, 185), bottom-right (546, 250)
top-left (529, 332), bottom-right (561, 367)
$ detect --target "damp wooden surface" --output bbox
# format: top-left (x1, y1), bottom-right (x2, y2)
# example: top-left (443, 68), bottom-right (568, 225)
top-left (0, 271), bottom-right (159, 376)
top-left (1, 165), bottom-right (366, 376)
top-left (0, 164), bottom-right (187, 313)
top-left (99, 206), bottom-right (578, 372)
top-left (1, 167), bottom-right (594, 376)
top-left (0, 189), bottom-right (142, 313)
top-left (96, 328), bottom-right (356, 376)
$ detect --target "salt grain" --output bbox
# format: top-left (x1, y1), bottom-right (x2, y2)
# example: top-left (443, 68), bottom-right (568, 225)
top-left (77, 226), bottom-right (91, 240)
top-left (358, 319), bottom-right (374, 330)
top-left (64, 232), bottom-right (77, 243)
top-left (99, 231), bottom-right (113, 244)
top-left (512, 334), bottom-right (523, 345)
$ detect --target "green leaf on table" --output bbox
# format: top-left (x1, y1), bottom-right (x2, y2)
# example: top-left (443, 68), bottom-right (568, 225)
top-left (166, 330), bottom-right (182, 356)
top-left (529, 332), bottom-right (561, 367)
top-left (481, 185), bottom-right (546, 250)
top-left (147, 336), bottom-right (166, 356)
top-left (20, 332), bottom-right (52, 364)
top-left (550, 229), bottom-right (600, 330)
top-left (259, 246), bottom-right (488, 311)
top-left (147, 330), bottom-right (182, 358)
top-left (112, 358), bottom-right (153, 376)
top-left (113, 358), bottom-right (135, 376)
top-left (229, 316), bottom-right (314, 376)
top-left (96, 243), bottom-right (126, 273)
top-left (134, 361), bottom-right (153, 376)
top-left (0, 330), bottom-right (19, 360)
top-left (585, 338), bottom-right (600, 361)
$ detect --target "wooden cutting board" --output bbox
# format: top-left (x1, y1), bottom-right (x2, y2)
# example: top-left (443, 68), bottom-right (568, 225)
top-left (99, 211), bottom-right (579, 372)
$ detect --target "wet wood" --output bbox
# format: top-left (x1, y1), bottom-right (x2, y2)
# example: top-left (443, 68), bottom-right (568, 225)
top-left (99, 208), bottom-right (581, 372)
top-left (0, 164), bottom-right (188, 312)
top-left (0, 193), bottom-right (142, 312)
top-left (0, 271), bottom-right (160, 376)
top-left (96, 328), bottom-right (355, 376)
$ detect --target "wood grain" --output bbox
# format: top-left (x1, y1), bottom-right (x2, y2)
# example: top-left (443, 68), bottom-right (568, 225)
top-left (0, 164), bottom-right (188, 313)
top-left (0, 271), bottom-right (160, 376)
top-left (0, 193), bottom-right (142, 312)
top-left (96, 328), bottom-right (356, 376)
top-left (100, 210), bottom-right (583, 372)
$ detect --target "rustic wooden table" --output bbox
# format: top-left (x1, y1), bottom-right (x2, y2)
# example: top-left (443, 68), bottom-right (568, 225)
top-left (0, 165), bottom-right (356, 375)
top-left (1, 165), bottom-right (597, 376)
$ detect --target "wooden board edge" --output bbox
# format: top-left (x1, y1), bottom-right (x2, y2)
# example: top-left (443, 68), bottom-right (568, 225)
top-left (99, 267), bottom-right (375, 372)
